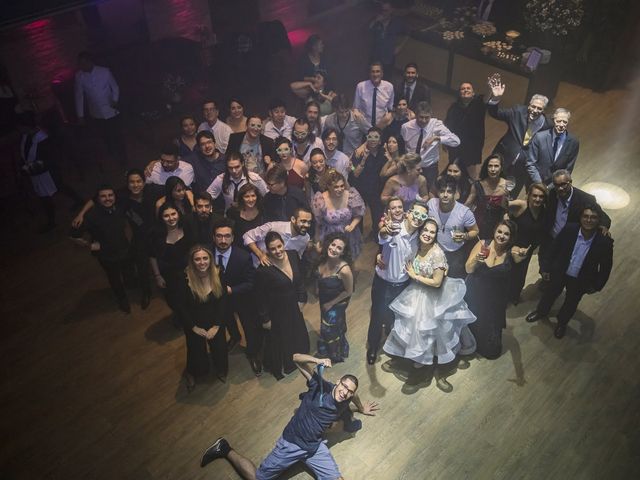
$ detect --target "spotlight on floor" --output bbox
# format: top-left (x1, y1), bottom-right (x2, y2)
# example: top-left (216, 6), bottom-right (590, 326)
top-left (581, 182), bottom-right (630, 210)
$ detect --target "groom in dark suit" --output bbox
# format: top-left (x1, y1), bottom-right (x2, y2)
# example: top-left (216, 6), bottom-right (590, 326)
top-left (213, 218), bottom-right (263, 375)
top-left (487, 79), bottom-right (552, 197)
top-left (527, 205), bottom-right (614, 338)
top-left (526, 108), bottom-right (580, 186)
top-left (394, 62), bottom-right (431, 111)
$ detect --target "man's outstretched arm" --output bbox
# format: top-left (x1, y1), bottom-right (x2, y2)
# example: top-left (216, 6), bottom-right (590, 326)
top-left (292, 353), bottom-right (332, 381)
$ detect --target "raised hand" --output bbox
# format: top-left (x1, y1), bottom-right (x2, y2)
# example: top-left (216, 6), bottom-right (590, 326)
top-left (487, 73), bottom-right (505, 98)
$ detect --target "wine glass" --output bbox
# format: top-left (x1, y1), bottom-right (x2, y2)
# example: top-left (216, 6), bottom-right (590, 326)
top-left (505, 176), bottom-right (516, 193)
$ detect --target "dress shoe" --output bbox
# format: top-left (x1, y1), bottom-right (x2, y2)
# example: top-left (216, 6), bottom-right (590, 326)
top-left (526, 311), bottom-right (542, 323)
top-left (436, 376), bottom-right (453, 393)
top-left (343, 417), bottom-right (362, 433)
top-left (249, 357), bottom-right (262, 377)
top-left (227, 337), bottom-right (240, 352)
top-left (200, 437), bottom-right (231, 467)
top-left (140, 292), bottom-right (151, 310)
top-left (118, 299), bottom-right (131, 314)
top-left (554, 323), bottom-right (567, 339)
top-left (366, 349), bottom-right (376, 365)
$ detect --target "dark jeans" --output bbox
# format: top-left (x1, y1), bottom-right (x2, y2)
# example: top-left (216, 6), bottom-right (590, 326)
top-left (420, 163), bottom-right (439, 192)
top-left (503, 159), bottom-right (528, 199)
top-left (443, 246), bottom-right (468, 279)
top-left (97, 257), bottom-right (129, 304)
top-left (367, 274), bottom-right (409, 351)
top-left (536, 274), bottom-right (587, 325)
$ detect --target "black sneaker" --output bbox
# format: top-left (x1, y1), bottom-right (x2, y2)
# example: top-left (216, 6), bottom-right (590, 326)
top-left (200, 437), bottom-right (231, 467)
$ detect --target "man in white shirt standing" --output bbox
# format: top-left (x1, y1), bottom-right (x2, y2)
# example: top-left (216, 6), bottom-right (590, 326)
top-left (198, 100), bottom-right (233, 154)
top-left (74, 51), bottom-right (128, 166)
top-left (353, 62), bottom-right (394, 129)
top-left (401, 101), bottom-right (460, 188)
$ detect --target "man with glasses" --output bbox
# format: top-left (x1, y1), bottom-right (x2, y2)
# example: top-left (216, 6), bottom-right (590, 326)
top-left (526, 205), bottom-right (613, 339)
top-left (227, 114), bottom-right (276, 176)
top-left (200, 353), bottom-right (378, 479)
top-left (367, 200), bottom-right (429, 364)
top-left (292, 118), bottom-right (323, 164)
top-left (401, 101), bottom-right (459, 188)
top-left (145, 143), bottom-right (194, 190)
top-left (538, 170), bottom-right (611, 281)
top-left (321, 128), bottom-right (351, 180)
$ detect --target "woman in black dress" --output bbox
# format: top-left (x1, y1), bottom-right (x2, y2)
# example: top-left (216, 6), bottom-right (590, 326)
top-left (226, 183), bottom-right (265, 251)
top-left (465, 219), bottom-right (524, 359)
top-left (465, 154), bottom-right (509, 240)
top-left (150, 203), bottom-right (195, 326)
top-left (155, 176), bottom-right (194, 216)
top-left (508, 183), bottom-right (548, 304)
top-left (316, 232), bottom-right (354, 363)
top-left (255, 232), bottom-right (310, 380)
top-left (178, 245), bottom-right (226, 392)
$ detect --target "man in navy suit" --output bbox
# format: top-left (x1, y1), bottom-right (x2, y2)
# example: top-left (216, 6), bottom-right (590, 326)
top-left (526, 205), bottom-right (613, 338)
top-left (394, 62), bottom-right (431, 111)
top-left (526, 108), bottom-right (580, 186)
top-left (487, 79), bottom-right (552, 197)
top-left (213, 219), bottom-right (262, 375)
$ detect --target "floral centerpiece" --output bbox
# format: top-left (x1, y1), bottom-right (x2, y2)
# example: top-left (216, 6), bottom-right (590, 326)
top-left (524, 0), bottom-right (584, 36)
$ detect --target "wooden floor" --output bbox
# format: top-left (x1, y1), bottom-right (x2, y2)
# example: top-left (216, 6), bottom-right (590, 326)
top-left (2, 5), bottom-right (640, 480)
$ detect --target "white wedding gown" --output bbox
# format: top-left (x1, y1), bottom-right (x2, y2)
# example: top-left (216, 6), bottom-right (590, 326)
top-left (383, 245), bottom-right (477, 365)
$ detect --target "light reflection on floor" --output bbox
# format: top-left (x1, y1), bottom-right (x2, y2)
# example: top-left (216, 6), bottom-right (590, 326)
top-left (581, 182), bottom-right (631, 209)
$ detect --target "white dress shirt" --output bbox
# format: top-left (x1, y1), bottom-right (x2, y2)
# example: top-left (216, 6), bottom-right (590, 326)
top-left (146, 161), bottom-right (194, 187)
top-left (376, 221), bottom-right (419, 283)
top-left (206, 171), bottom-right (268, 211)
top-left (243, 221), bottom-right (310, 266)
top-left (262, 115), bottom-right (296, 140)
top-left (198, 120), bottom-right (233, 153)
top-left (74, 66), bottom-right (120, 120)
top-left (325, 149), bottom-right (351, 180)
top-left (353, 79), bottom-right (394, 126)
top-left (401, 118), bottom-right (460, 169)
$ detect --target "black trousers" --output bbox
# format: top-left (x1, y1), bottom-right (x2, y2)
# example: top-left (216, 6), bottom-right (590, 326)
top-left (184, 324), bottom-right (228, 377)
top-left (367, 274), bottom-right (409, 351)
top-left (503, 159), bottom-right (528, 199)
top-left (420, 163), bottom-right (439, 192)
top-left (509, 251), bottom-right (533, 302)
top-left (536, 274), bottom-right (586, 325)
top-left (93, 115), bottom-right (128, 165)
top-left (97, 257), bottom-right (129, 304)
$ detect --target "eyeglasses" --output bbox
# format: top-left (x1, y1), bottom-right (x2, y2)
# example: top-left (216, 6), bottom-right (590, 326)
top-left (338, 380), bottom-right (356, 395)
top-left (410, 210), bottom-right (429, 221)
top-left (276, 147), bottom-right (291, 154)
top-left (367, 134), bottom-right (380, 141)
top-left (554, 181), bottom-right (571, 188)
top-left (293, 131), bottom-right (308, 138)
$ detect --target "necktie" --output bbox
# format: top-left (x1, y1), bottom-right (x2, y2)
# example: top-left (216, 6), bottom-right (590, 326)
top-left (23, 133), bottom-right (34, 161)
top-left (552, 134), bottom-right (561, 161)
top-left (371, 86), bottom-right (378, 126)
top-left (231, 180), bottom-right (242, 201)
top-left (415, 128), bottom-right (424, 154)
top-left (405, 84), bottom-right (411, 104)
top-left (218, 254), bottom-right (225, 275)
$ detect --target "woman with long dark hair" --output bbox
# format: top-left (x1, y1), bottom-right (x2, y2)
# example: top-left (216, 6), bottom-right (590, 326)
top-left (226, 97), bottom-right (247, 133)
top-left (465, 219), bottom-right (524, 359)
top-left (226, 183), bottom-right (265, 250)
top-left (179, 245), bottom-right (226, 391)
top-left (155, 176), bottom-right (194, 216)
top-left (174, 115), bottom-right (198, 157)
top-left (437, 158), bottom-right (473, 204)
top-left (379, 133), bottom-right (406, 179)
top-left (150, 203), bottom-right (195, 327)
top-left (465, 153), bottom-right (509, 240)
top-left (274, 136), bottom-right (308, 190)
top-left (255, 231), bottom-right (309, 380)
top-left (316, 232), bottom-right (354, 363)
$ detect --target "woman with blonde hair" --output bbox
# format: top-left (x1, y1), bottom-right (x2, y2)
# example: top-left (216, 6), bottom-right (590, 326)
top-left (179, 245), bottom-right (226, 392)
top-left (380, 152), bottom-right (430, 209)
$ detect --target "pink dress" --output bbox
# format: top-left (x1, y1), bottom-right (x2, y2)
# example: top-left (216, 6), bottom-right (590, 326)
top-left (312, 187), bottom-right (366, 258)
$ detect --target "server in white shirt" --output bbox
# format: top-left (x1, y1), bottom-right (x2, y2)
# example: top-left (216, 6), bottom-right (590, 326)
top-left (146, 144), bottom-right (194, 188)
top-left (367, 200), bottom-right (428, 364)
top-left (401, 101), bottom-right (460, 188)
top-left (74, 51), bottom-right (128, 165)
top-left (353, 62), bottom-right (394, 129)
top-left (198, 100), bottom-right (233, 154)
top-left (243, 208), bottom-right (313, 267)
top-left (206, 152), bottom-right (268, 213)
top-left (262, 98), bottom-right (296, 141)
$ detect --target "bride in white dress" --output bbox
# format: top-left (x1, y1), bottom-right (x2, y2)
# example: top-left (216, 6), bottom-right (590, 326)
top-left (384, 218), bottom-right (477, 369)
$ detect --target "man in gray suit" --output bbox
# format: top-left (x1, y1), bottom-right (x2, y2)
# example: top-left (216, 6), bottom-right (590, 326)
top-left (526, 108), bottom-right (580, 186)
